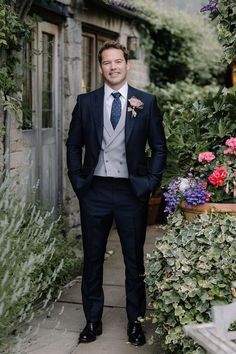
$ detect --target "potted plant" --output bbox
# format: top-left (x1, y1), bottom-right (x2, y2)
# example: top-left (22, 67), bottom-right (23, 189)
top-left (145, 148), bottom-right (166, 225)
top-left (147, 188), bottom-right (164, 225)
top-left (163, 137), bottom-right (236, 219)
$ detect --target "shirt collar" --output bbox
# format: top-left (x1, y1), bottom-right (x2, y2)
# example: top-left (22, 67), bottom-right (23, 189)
top-left (104, 82), bottom-right (128, 100)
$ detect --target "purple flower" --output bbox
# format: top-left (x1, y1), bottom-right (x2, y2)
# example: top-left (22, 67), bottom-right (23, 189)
top-left (164, 178), bottom-right (182, 214)
top-left (200, 0), bottom-right (219, 14)
top-left (164, 177), bottom-right (210, 215)
top-left (183, 185), bottom-right (209, 207)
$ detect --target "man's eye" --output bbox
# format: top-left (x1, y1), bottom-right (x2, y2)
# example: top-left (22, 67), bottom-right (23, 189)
top-left (115, 60), bottom-right (123, 64)
top-left (103, 61), bottom-right (110, 65)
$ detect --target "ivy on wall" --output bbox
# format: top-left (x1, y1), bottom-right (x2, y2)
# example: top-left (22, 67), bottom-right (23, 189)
top-left (0, 0), bottom-right (34, 146)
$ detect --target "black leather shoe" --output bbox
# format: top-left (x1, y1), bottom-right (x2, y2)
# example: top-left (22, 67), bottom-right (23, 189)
top-left (127, 321), bottom-right (146, 346)
top-left (78, 322), bottom-right (102, 343)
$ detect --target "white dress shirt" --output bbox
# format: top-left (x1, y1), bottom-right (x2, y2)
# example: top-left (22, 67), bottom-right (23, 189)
top-left (104, 82), bottom-right (128, 117)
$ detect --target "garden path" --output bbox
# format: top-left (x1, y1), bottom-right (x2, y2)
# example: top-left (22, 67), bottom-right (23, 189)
top-left (21, 225), bottom-right (164, 354)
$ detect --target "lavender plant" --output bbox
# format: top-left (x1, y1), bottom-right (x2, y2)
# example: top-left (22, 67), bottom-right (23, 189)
top-left (0, 172), bottom-right (82, 353)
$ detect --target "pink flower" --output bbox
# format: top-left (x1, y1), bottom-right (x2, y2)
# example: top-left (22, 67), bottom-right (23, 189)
top-left (198, 151), bottom-right (215, 163)
top-left (128, 96), bottom-right (144, 117)
top-left (128, 97), bottom-right (144, 108)
top-left (225, 137), bottom-right (236, 149)
top-left (208, 167), bottom-right (228, 187)
top-left (224, 148), bottom-right (235, 155)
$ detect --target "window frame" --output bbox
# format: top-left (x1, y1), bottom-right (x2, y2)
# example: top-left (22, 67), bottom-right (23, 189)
top-left (82, 25), bottom-right (118, 93)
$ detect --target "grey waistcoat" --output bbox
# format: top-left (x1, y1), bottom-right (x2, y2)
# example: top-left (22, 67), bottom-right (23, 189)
top-left (94, 99), bottom-right (129, 178)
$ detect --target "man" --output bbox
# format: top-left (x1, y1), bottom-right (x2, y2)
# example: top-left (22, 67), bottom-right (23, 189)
top-left (66, 40), bottom-right (166, 346)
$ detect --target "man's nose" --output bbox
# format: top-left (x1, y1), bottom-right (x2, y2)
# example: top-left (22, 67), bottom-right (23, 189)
top-left (110, 61), bottom-right (116, 69)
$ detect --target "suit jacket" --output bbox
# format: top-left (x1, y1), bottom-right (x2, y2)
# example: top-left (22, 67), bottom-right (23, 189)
top-left (66, 85), bottom-right (167, 200)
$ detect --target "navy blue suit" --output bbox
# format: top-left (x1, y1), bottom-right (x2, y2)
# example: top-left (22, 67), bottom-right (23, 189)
top-left (66, 85), bottom-right (166, 323)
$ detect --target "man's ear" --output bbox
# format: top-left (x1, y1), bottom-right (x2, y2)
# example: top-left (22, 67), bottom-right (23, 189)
top-left (126, 60), bottom-right (130, 71)
top-left (99, 64), bottom-right (103, 74)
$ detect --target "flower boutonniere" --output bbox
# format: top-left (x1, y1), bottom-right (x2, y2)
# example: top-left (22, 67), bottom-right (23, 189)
top-left (128, 96), bottom-right (144, 117)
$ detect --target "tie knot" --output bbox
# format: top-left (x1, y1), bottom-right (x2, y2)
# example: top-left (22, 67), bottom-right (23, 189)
top-left (111, 92), bottom-right (121, 99)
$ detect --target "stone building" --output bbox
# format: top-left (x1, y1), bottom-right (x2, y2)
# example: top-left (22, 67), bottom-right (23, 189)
top-left (2, 0), bottom-right (151, 235)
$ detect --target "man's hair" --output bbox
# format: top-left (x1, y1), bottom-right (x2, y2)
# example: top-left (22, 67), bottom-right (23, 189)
top-left (98, 40), bottom-right (129, 64)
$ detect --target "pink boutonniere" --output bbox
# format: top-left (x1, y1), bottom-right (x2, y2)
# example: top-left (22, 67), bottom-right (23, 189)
top-left (128, 96), bottom-right (144, 117)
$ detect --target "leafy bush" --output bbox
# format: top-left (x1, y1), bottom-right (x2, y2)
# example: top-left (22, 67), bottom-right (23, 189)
top-left (148, 80), bottom-right (219, 122)
top-left (0, 173), bottom-right (82, 353)
top-left (112, 0), bottom-right (223, 86)
top-left (152, 85), bottom-right (236, 186)
top-left (201, 0), bottom-right (236, 63)
top-left (145, 211), bottom-right (236, 354)
top-left (148, 6), bottom-right (223, 86)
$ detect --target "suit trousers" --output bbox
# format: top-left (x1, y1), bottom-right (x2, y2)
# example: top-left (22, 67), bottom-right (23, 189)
top-left (79, 176), bottom-right (148, 323)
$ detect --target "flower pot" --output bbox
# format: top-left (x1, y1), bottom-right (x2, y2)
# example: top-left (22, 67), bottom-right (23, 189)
top-left (180, 202), bottom-right (236, 222)
top-left (147, 195), bottom-right (162, 225)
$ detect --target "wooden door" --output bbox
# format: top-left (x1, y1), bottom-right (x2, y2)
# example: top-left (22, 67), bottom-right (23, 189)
top-left (23, 21), bottom-right (60, 211)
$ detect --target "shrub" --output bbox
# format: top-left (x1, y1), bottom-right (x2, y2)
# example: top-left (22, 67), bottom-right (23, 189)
top-left (111, 0), bottom-right (223, 86)
top-left (148, 6), bottom-right (223, 86)
top-left (154, 85), bottom-right (236, 186)
top-left (0, 173), bottom-right (82, 353)
top-left (145, 211), bottom-right (236, 354)
top-left (147, 80), bottom-right (219, 122)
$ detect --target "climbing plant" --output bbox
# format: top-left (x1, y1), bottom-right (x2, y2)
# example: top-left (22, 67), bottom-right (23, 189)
top-left (200, 0), bottom-right (236, 63)
top-left (0, 0), bottom-right (33, 139)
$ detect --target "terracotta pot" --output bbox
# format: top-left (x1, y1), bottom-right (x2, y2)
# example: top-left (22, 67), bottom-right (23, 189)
top-left (147, 195), bottom-right (162, 225)
top-left (180, 201), bottom-right (236, 222)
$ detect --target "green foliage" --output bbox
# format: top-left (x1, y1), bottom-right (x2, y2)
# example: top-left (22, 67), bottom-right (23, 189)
top-left (149, 7), bottom-right (223, 86)
top-left (0, 173), bottom-right (82, 353)
top-left (145, 211), bottom-right (236, 353)
top-left (149, 84), bottom-right (236, 185)
top-left (217, 0), bottom-right (236, 62)
top-left (0, 0), bottom-right (32, 138)
top-left (148, 80), bottom-right (219, 118)
top-left (122, 0), bottom-right (223, 86)
top-left (203, 0), bottom-right (236, 63)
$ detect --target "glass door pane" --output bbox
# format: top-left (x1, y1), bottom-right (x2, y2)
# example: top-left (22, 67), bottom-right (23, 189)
top-left (42, 32), bottom-right (54, 128)
top-left (82, 34), bottom-right (95, 93)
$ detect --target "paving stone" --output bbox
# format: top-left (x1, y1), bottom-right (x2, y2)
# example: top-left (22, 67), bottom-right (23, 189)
top-left (24, 328), bottom-right (77, 354)
top-left (59, 282), bottom-right (126, 308)
top-left (16, 224), bottom-right (164, 354)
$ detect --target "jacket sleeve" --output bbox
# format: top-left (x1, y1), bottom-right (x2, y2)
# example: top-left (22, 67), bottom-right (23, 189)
top-left (148, 95), bottom-right (167, 193)
top-left (66, 95), bottom-right (85, 195)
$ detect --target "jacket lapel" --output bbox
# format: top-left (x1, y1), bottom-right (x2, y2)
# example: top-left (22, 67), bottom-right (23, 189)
top-left (92, 86), bottom-right (104, 146)
top-left (125, 86), bottom-right (137, 144)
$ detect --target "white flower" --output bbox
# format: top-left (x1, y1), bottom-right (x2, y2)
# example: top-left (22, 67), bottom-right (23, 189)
top-left (179, 178), bottom-right (191, 192)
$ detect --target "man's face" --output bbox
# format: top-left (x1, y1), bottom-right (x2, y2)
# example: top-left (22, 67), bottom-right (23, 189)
top-left (99, 48), bottom-right (130, 90)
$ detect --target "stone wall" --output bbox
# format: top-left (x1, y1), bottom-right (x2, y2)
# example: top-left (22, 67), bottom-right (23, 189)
top-left (63, 12), bottom-right (83, 236)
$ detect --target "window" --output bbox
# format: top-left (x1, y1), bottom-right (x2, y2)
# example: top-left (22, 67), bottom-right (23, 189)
top-left (42, 32), bottom-right (54, 128)
top-left (22, 40), bottom-right (33, 129)
top-left (82, 29), bottom-right (117, 93)
top-left (22, 30), bottom-right (55, 129)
